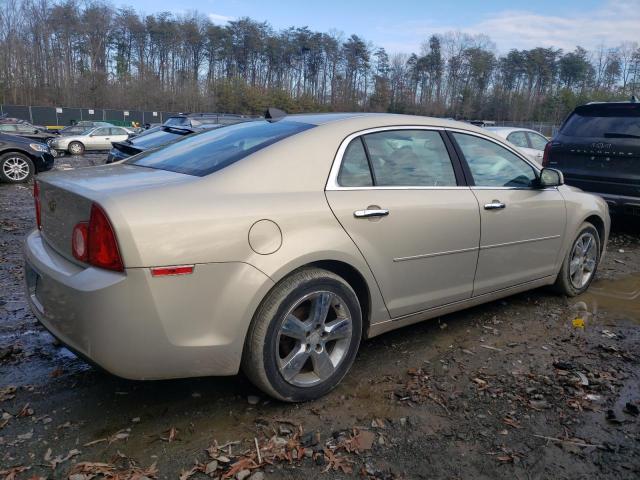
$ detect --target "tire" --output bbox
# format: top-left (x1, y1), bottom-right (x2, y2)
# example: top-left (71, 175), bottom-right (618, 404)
top-left (553, 222), bottom-right (601, 296)
top-left (242, 267), bottom-right (363, 402)
top-left (68, 141), bottom-right (85, 155)
top-left (0, 153), bottom-right (34, 183)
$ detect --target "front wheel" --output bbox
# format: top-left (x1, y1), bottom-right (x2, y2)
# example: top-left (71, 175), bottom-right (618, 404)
top-left (242, 268), bottom-right (362, 402)
top-left (0, 153), bottom-right (34, 183)
top-left (68, 141), bottom-right (84, 155)
top-left (553, 222), bottom-right (601, 296)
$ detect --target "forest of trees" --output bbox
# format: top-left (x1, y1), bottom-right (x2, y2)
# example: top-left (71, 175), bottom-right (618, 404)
top-left (1, 0), bottom-right (639, 123)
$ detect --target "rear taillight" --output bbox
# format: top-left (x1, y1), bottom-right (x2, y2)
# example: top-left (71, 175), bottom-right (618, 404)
top-left (72, 203), bottom-right (124, 272)
top-left (542, 141), bottom-right (552, 167)
top-left (34, 181), bottom-right (41, 229)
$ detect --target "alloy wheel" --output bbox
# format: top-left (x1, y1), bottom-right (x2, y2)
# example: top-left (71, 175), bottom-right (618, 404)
top-left (276, 291), bottom-right (353, 387)
top-left (569, 232), bottom-right (598, 289)
top-left (2, 157), bottom-right (30, 181)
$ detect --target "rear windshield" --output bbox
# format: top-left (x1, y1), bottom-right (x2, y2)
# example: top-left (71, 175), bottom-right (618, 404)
top-left (127, 120), bottom-right (314, 176)
top-left (127, 127), bottom-right (191, 149)
top-left (560, 104), bottom-right (640, 138)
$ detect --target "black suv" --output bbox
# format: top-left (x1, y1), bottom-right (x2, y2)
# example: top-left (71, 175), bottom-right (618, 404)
top-left (544, 99), bottom-right (640, 217)
top-left (0, 133), bottom-right (55, 183)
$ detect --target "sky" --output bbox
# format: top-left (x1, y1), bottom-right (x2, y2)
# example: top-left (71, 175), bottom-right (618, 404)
top-left (122, 0), bottom-right (640, 54)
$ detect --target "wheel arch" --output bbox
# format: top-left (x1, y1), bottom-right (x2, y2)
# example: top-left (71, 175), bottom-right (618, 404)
top-left (307, 259), bottom-right (372, 339)
top-left (583, 214), bottom-right (606, 253)
top-left (0, 148), bottom-right (36, 161)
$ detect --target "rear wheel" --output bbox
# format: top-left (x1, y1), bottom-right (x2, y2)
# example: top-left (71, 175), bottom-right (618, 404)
top-left (242, 268), bottom-right (362, 402)
top-left (0, 153), bottom-right (34, 183)
top-left (68, 141), bottom-right (84, 155)
top-left (553, 222), bottom-right (600, 296)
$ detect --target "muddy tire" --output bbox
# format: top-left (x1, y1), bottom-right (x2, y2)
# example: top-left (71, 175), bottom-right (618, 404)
top-left (242, 268), bottom-right (362, 402)
top-left (0, 153), bottom-right (34, 183)
top-left (553, 222), bottom-right (601, 296)
top-left (68, 141), bottom-right (84, 155)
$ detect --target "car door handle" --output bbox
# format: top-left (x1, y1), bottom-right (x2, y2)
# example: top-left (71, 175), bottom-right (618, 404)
top-left (354, 208), bottom-right (389, 218)
top-left (484, 201), bottom-right (506, 210)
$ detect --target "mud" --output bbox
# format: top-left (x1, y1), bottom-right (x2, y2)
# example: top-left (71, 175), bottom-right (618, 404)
top-left (1, 153), bottom-right (639, 479)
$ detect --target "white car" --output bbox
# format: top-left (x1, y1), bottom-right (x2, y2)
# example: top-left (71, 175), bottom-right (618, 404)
top-left (485, 127), bottom-right (549, 165)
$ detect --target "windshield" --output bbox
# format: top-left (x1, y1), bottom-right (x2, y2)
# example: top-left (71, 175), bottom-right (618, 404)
top-left (127, 120), bottom-right (315, 176)
top-left (561, 104), bottom-right (640, 138)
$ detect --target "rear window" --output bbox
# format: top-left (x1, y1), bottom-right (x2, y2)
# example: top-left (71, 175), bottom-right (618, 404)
top-left (560, 104), bottom-right (640, 138)
top-left (128, 127), bottom-right (191, 149)
top-left (127, 120), bottom-right (315, 176)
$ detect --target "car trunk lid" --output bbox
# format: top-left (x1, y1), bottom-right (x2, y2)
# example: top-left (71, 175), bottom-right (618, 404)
top-left (38, 164), bottom-right (193, 263)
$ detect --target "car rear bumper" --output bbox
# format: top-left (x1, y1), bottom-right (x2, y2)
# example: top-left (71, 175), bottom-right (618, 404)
top-left (23, 229), bottom-right (274, 379)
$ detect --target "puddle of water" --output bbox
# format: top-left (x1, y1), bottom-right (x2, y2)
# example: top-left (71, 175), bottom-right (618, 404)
top-left (577, 273), bottom-right (640, 321)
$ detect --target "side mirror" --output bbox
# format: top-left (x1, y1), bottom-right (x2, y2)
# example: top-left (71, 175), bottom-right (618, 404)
top-left (538, 168), bottom-right (564, 187)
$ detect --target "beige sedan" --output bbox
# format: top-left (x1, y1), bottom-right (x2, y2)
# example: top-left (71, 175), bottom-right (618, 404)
top-left (24, 114), bottom-right (609, 401)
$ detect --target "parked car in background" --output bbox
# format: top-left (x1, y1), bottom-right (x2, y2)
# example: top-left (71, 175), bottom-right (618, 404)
top-left (544, 98), bottom-right (640, 217)
top-left (49, 126), bottom-right (134, 155)
top-left (24, 113), bottom-right (609, 401)
top-left (0, 118), bottom-right (58, 143)
top-left (105, 124), bottom-right (223, 163)
top-left (485, 127), bottom-right (549, 164)
top-left (163, 112), bottom-right (255, 128)
top-left (0, 133), bottom-right (54, 183)
top-left (58, 121), bottom-right (113, 136)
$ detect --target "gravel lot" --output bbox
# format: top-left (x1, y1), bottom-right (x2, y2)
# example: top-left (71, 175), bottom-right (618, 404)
top-left (1, 153), bottom-right (639, 479)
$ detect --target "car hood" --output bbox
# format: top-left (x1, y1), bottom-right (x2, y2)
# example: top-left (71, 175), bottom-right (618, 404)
top-left (0, 132), bottom-right (40, 146)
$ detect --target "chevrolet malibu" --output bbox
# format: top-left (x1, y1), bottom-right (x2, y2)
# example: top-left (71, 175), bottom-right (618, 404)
top-left (24, 113), bottom-right (610, 401)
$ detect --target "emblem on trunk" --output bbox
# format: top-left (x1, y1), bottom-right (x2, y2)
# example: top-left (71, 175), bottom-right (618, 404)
top-left (48, 199), bottom-right (56, 213)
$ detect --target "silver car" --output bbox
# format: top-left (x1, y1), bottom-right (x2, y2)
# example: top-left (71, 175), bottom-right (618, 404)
top-left (24, 113), bottom-right (610, 401)
top-left (49, 126), bottom-right (133, 155)
top-left (485, 127), bottom-right (550, 164)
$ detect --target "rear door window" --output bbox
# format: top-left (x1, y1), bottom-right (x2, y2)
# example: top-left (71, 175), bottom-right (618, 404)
top-left (362, 130), bottom-right (457, 187)
top-left (337, 138), bottom-right (373, 187)
top-left (92, 127), bottom-right (110, 136)
top-left (128, 120), bottom-right (315, 176)
top-left (506, 131), bottom-right (528, 148)
top-left (527, 132), bottom-right (548, 150)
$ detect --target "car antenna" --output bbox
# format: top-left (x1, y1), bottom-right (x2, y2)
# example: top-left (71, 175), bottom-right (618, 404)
top-left (264, 107), bottom-right (287, 122)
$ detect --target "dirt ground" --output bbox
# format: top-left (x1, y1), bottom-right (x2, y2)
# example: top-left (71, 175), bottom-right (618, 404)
top-left (1, 153), bottom-right (639, 480)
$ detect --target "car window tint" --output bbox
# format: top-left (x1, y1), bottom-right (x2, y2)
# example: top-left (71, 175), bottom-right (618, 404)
top-left (130, 128), bottom-right (189, 149)
top-left (453, 133), bottom-right (537, 188)
top-left (93, 128), bottom-right (110, 136)
top-left (127, 120), bottom-right (315, 176)
top-left (560, 105), bottom-right (640, 137)
top-left (506, 131), bottom-right (528, 148)
top-left (363, 130), bottom-right (457, 187)
top-left (527, 132), bottom-right (548, 150)
top-left (337, 138), bottom-right (372, 187)
top-left (110, 128), bottom-right (126, 135)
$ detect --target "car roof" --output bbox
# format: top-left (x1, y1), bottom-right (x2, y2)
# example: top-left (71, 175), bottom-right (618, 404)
top-left (283, 112), bottom-right (489, 129)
